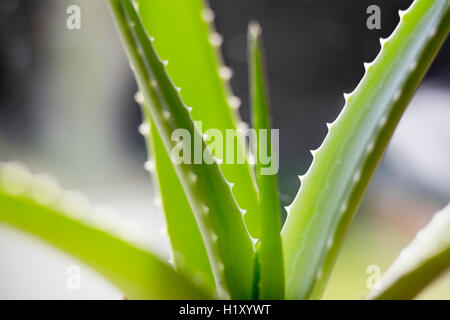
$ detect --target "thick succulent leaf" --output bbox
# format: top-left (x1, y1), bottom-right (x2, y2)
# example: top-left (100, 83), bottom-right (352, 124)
top-left (367, 203), bottom-right (450, 300)
top-left (0, 162), bottom-right (210, 300)
top-left (248, 22), bottom-right (284, 300)
top-left (282, 0), bottom-right (450, 300)
top-left (137, 98), bottom-right (215, 291)
top-left (136, 0), bottom-right (260, 238)
top-left (109, 0), bottom-right (254, 299)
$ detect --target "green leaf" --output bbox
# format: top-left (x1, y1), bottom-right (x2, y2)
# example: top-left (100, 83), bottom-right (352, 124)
top-left (281, 0), bottom-right (450, 300)
top-left (109, 0), bottom-right (254, 299)
top-left (367, 203), bottom-right (450, 300)
top-left (137, 97), bottom-right (215, 292)
top-left (248, 22), bottom-right (284, 300)
top-left (136, 0), bottom-right (260, 238)
top-left (0, 162), bottom-right (210, 300)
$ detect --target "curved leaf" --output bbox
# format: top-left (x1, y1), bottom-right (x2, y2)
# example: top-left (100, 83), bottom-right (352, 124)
top-left (248, 22), bottom-right (284, 300)
top-left (138, 98), bottom-right (215, 291)
top-left (109, 0), bottom-right (254, 299)
top-left (367, 203), bottom-right (450, 300)
top-left (137, 0), bottom-right (260, 238)
top-left (282, 0), bottom-right (450, 300)
top-left (0, 162), bottom-right (210, 300)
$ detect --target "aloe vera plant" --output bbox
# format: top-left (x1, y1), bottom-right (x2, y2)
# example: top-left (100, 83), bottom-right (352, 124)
top-left (0, 0), bottom-right (449, 300)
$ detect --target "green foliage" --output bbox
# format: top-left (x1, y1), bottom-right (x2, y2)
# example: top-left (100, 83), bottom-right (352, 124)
top-left (281, 0), bottom-right (450, 299)
top-left (0, 0), bottom-right (448, 300)
top-left (109, 0), bottom-right (254, 299)
top-left (138, 100), bottom-right (216, 292)
top-left (137, 0), bottom-right (260, 238)
top-left (0, 162), bottom-right (210, 299)
top-left (367, 203), bottom-right (450, 300)
top-left (248, 22), bottom-right (284, 300)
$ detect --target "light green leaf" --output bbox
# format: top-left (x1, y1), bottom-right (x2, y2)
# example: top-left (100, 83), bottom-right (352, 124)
top-left (248, 22), bottom-right (284, 300)
top-left (367, 203), bottom-right (450, 300)
top-left (136, 0), bottom-right (260, 238)
top-left (138, 98), bottom-right (215, 292)
top-left (109, 0), bottom-right (254, 299)
top-left (0, 162), bottom-right (210, 300)
top-left (282, 0), bottom-right (450, 300)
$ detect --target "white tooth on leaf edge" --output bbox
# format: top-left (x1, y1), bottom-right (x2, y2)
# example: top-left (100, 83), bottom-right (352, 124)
top-left (284, 204), bottom-right (293, 214)
top-left (163, 110), bottom-right (171, 120)
top-left (1, 162), bottom-right (32, 196)
top-left (118, 219), bottom-right (144, 243)
top-left (138, 123), bottom-right (150, 136)
top-left (327, 237), bottom-right (334, 249)
top-left (201, 205), bottom-right (210, 215)
top-left (316, 268), bottom-right (323, 279)
top-left (91, 205), bottom-right (119, 231)
top-left (366, 141), bottom-right (375, 153)
top-left (134, 91), bottom-right (144, 104)
top-left (201, 8), bottom-right (215, 22)
top-left (31, 174), bottom-right (61, 205)
top-left (144, 160), bottom-right (155, 172)
top-left (60, 190), bottom-right (90, 218)
top-left (340, 202), bottom-right (348, 214)
top-left (379, 115), bottom-right (387, 127)
top-left (353, 170), bottom-right (361, 183)
top-left (209, 33), bottom-right (223, 46)
top-left (428, 27), bottom-right (437, 38)
top-left (188, 172), bottom-right (198, 184)
top-left (228, 96), bottom-right (241, 109)
top-left (238, 122), bottom-right (249, 131)
top-left (310, 149), bottom-right (319, 157)
top-left (219, 66), bottom-right (233, 80)
top-left (153, 197), bottom-right (162, 207)
top-left (159, 226), bottom-right (168, 236)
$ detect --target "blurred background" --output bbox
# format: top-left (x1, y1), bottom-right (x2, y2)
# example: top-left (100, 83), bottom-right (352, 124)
top-left (0, 0), bottom-right (449, 299)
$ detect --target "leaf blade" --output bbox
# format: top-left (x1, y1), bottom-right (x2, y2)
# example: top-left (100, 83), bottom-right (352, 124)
top-left (248, 22), bottom-right (284, 300)
top-left (367, 203), bottom-right (450, 300)
top-left (0, 163), bottom-right (210, 300)
top-left (110, 0), bottom-right (255, 299)
top-left (138, 98), bottom-right (216, 291)
top-left (137, 0), bottom-right (260, 238)
top-left (282, 0), bottom-right (450, 300)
